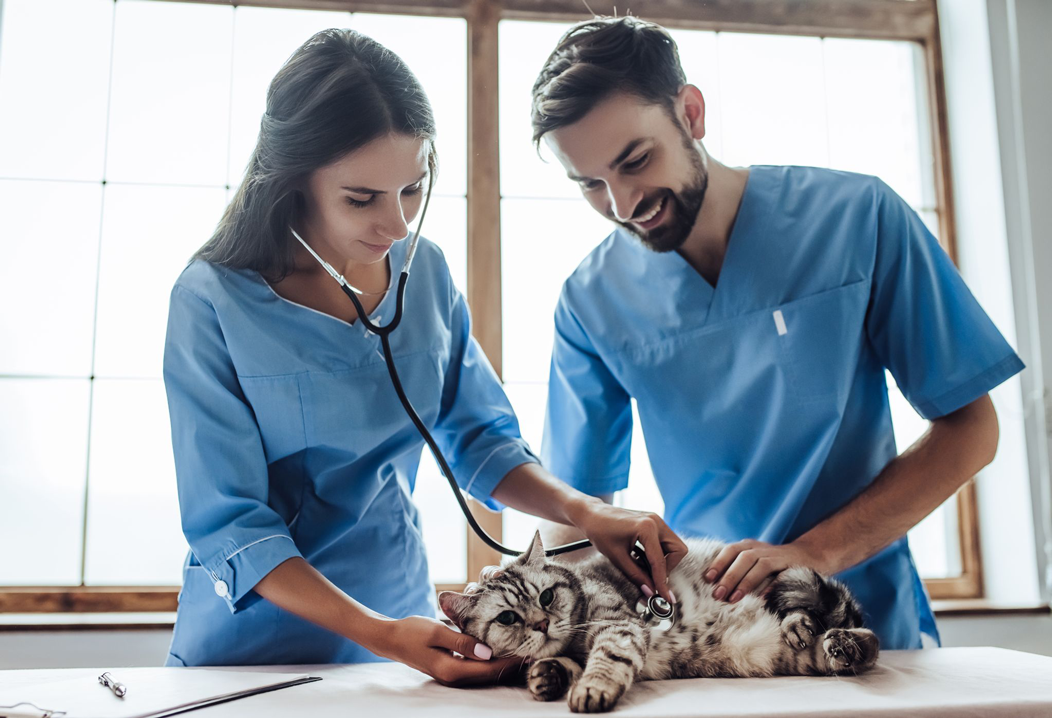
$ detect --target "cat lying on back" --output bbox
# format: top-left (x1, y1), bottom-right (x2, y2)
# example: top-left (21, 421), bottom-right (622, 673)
top-left (440, 532), bottom-right (879, 713)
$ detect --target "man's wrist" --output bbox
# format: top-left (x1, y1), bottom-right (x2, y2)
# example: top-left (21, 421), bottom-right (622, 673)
top-left (790, 534), bottom-right (841, 576)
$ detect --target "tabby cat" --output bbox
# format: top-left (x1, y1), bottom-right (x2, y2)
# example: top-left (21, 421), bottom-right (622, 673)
top-left (439, 532), bottom-right (879, 713)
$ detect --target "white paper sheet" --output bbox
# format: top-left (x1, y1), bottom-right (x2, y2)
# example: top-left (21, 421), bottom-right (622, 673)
top-left (0, 668), bottom-right (317, 718)
top-left (1, 648), bottom-right (1050, 717)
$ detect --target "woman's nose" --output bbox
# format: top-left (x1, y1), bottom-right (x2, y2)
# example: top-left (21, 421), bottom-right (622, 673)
top-left (376, 202), bottom-right (410, 241)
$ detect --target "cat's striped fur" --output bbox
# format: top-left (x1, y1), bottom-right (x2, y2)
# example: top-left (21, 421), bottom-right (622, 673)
top-left (439, 532), bottom-right (879, 713)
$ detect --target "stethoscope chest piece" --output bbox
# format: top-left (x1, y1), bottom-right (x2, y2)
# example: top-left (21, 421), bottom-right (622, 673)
top-left (636, 595), bottom-right (675, 632)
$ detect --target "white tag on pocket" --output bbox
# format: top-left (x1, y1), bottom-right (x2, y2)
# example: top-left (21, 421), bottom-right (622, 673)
top-left (773, 310), bottom-right (788, 336)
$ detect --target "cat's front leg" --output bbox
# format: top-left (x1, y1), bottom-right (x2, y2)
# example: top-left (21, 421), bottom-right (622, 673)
top-left (568, 620), bottom-right (646, 713)
top-left (780, 611), bottom-right (818, 650)
top-left (527, 657), bottom-right (582, 701)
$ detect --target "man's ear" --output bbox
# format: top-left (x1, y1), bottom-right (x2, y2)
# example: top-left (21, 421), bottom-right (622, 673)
top-left (438, 590), bottom-right (477, 630)
top-left (678, 84), bottom-right (707, 141)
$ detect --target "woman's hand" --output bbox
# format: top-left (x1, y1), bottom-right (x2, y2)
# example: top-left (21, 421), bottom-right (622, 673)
top-left (366, 615), bottom-right (527, 687)
top-left (568, 497), bottom-right (688, 604)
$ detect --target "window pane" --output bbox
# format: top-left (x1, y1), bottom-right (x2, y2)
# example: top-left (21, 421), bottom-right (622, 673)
top-left (352, 14), bottom-right (467, 197)
top-left (420, 195), bottom-right (467, 294)
top-left (501, 382), bottom-right (546, 551)
top-left (0, 180), bottom-right (102, 376)
top-left (501, 198), bottom-right (614, 383)
top-left (666, 29), bottom-right (723, 159)
top-left (498, 20), bottom-right (579, 199)
top-left (0, 379), bottom-right (89, 584)
top-left (0, 0), bottom-right (112, 181)
top-left (414, 449), bottom-right (467, 584)
top-left (83, 379), bottom-right (185, 585)
top-left (891, 372), bottom-right (962, 578)
top-left (93, 185), bottom-right (228, 379)
top-left (824, 39), bottom-right (926, 207)
top-left (718, 33), bottom-right (828, 168)
top-left (228, 6), bottom-right (352, 187)
top-left (105, 1), bottom-right (233, 185)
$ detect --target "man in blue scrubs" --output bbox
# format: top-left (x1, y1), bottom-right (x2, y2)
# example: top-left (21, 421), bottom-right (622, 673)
top-left (533, 17), bottom-right (1024, 650)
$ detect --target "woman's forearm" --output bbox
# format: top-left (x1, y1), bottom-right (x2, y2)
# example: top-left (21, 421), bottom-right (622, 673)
top-left (491, 462), bottom-right (601, 526)
top-left (252, 556), bottom-right (394, 658)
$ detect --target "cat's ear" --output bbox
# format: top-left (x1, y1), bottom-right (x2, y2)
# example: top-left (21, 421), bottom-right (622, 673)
top-left (518, 530), bottom-right (546, 568)
top-left (438, 590), bottom-right (478, 630)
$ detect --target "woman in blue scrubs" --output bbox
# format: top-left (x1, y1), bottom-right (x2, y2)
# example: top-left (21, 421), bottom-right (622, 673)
top-left (162, 29), bottom-right (686, 682)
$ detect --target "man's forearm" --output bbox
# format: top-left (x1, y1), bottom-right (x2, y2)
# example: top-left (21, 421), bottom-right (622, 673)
top-left (792, 394), bottom-right (999, 575)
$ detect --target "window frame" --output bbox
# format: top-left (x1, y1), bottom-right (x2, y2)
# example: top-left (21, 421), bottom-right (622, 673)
top-left (0, 0), bottom-right (979, 613)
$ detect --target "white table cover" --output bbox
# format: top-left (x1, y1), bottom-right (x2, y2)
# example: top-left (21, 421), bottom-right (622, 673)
top-left (2, 647), bottom-right (1050, 717)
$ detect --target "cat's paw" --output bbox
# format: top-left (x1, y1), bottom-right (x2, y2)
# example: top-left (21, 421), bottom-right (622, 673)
top-left (527, 658), bottom-right (572, 701)
top-left (568, 676), bottom-right (625, 713)
top-left (780, 612), bottom-right (817, 650)
top-left (822, 628), bottom-right (880, 674)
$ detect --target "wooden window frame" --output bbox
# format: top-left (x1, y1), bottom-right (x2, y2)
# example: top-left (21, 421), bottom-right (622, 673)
top-left (0, 0), bottom-right (979, 614)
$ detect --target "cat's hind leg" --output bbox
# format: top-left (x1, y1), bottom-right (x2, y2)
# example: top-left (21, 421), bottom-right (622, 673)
top-left (819, 627), bottom-right (880, 674)
top-left (527, 657), bottom-right (582, 702)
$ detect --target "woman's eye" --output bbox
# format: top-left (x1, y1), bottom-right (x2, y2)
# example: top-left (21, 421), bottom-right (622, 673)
top-left (345, 196), bottom-right (374, 208)
top-left (623, 153), bottom-right (649, 171)
top-left (403, 184), bottom-right (423, 196)
top-left (580, 179), bottom-right (602, 191)
top-left (496, 611), bottom-right (518, 626)
top-left (539, 589), bottom-right (554, 607)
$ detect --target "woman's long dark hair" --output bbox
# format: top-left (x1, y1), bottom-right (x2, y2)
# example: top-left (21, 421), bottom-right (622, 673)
top-left (195, 29), bottom-right (437, 282)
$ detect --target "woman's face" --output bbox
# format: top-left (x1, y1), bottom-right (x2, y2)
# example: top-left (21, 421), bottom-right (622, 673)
top-left (299, 132), bottom-right (430, 268)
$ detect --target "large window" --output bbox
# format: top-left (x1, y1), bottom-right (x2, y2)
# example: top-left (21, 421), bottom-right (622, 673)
top-left (0, 0), bottom-right (979, 613)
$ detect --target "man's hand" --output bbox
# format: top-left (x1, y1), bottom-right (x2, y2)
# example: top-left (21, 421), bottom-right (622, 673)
top-left (703, 539), bottom-right (828, 603)
top-left (569, 498), bottom-right (689, 603)
top-left (374, 616), bottom-right (528, 687)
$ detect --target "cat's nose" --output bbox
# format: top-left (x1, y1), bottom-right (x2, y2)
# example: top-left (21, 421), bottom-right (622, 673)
top-left (533, 619), bottom-right (549, 634)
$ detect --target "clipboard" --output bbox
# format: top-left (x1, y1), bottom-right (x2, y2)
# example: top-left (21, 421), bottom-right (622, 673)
top-left (0, 668), bottom-right (321, 718)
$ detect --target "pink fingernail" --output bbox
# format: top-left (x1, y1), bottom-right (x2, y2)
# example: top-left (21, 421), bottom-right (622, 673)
top-left (730, 590), bottom-right (743, 603)
top-left (474, 643), bottom-right (492, 660)
top-left (704, 569), bottom-right (718, 582)
top-left (713, 585), bottom-right (727, 600)
top-left (669, 590), bottom-right (678, 605)
top-left (640, 584), bottom-right (655, 598)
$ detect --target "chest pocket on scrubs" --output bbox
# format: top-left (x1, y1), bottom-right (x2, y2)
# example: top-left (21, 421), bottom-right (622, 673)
top-left (775, 279), bottom-right (870, 404)
top-left (237, 373), bottom-right (308, 463)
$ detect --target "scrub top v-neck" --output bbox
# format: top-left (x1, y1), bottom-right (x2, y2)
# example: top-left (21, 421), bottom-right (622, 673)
top-left (542, 166), bottom-right (1024, 650)
top-left (162, 237), bottom-right (537, 666)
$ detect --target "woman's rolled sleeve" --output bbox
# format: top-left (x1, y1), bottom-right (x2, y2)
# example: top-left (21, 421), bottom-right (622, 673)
top-left (164, 283), bottom-right (303, 613)
top-left (433, 288), bottom-right (538, 511)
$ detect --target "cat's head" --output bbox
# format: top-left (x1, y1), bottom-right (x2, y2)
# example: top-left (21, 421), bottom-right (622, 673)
top-left (438, 531), bottom-right (583, 660)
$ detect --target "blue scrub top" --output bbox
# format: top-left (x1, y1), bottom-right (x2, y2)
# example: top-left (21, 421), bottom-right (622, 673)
top-left (162, 237), bottom-right (537, 666)
top-left (542, 166), bottom-right (1024, 650)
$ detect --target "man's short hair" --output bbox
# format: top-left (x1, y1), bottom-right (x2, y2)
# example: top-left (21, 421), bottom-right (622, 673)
top-left (531, 16), bottom-right (687, 145)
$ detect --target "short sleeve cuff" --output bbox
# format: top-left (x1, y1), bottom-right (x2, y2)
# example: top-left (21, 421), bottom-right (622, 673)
top-left (203, 534), bottom-right (302, 614)
top-left (914, 353), bottom-right (1025, 420)
top-left (563, 472), bottom-right (630, 497)
top-left (464, 441), bottom-right (540, 511)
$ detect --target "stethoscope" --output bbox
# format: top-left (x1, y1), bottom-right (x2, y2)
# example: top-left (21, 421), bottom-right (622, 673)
top-left (290, 171), bottom-right (673, 629)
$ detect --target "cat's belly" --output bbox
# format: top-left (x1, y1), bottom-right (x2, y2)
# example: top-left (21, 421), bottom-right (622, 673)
top-left (642, 589), bottom-right (785, 680)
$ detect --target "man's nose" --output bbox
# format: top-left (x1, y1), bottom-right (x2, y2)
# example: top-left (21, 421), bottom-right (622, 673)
top-left (608, 184), bottom-right (641, 223)
top-left (533, 619), bottom-right (549, 634)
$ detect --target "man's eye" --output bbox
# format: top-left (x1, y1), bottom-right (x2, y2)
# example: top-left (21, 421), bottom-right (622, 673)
top-left (345, 196), bottom-right (374, 208)
top-left (496, 611), bottom-right (519, 626)
top-left (623, 153), bottom-right (649, 171)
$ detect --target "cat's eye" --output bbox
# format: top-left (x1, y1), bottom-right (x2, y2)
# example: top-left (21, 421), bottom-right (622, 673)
top-left (539, 589), bottom-right (554, 607)
top-left (496, 610), bottom-right (518, 626)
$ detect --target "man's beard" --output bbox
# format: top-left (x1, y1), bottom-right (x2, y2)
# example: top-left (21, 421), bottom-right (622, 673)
top-left (615, 147), bottom-right (708, 254)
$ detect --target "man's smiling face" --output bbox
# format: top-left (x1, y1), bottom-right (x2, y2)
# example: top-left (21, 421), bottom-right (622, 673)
top-left (544, 91), bottom-right (708, 253)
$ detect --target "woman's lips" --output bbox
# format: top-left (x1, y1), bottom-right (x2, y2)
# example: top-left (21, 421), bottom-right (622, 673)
top-left (361, 241), bottom-right (393, 253)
